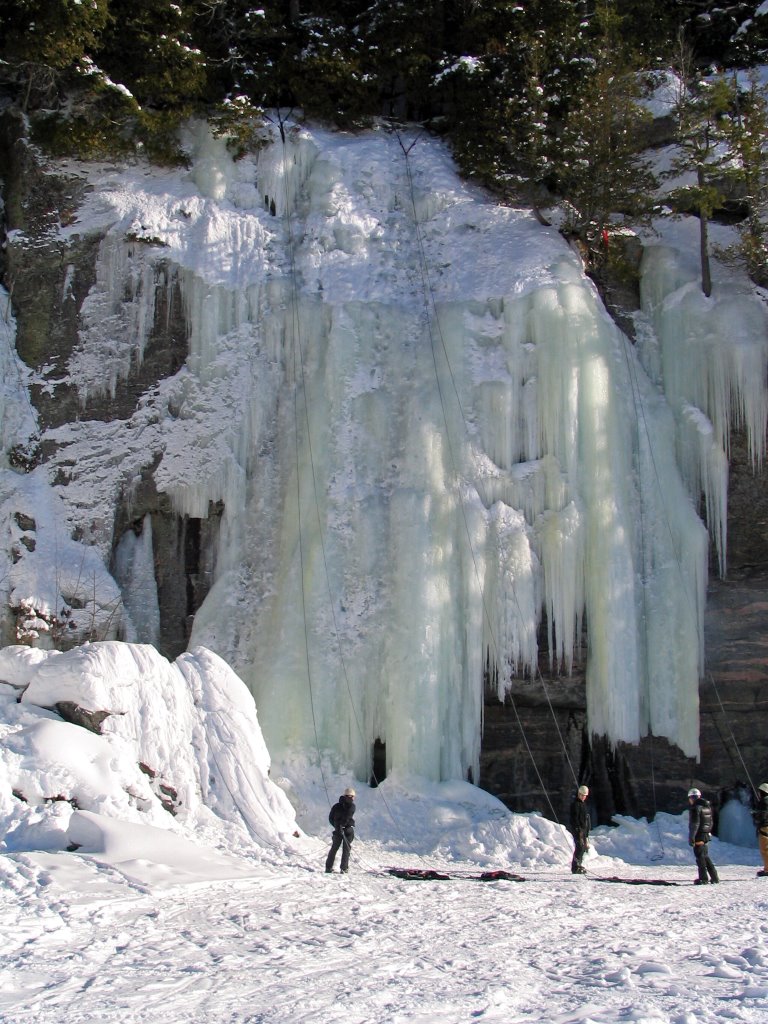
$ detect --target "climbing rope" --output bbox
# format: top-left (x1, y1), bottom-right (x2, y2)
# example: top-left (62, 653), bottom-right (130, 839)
top-left (707, 671), bottom-right (758, 797)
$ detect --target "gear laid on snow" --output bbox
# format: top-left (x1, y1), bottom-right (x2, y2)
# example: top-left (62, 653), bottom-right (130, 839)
top-left (386, 867), bottom-right (525, 882)
top-left (594, 876), bottom-right (681, 887)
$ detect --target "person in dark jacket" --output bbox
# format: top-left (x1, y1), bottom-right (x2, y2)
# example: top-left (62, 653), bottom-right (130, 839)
top-left (569, 785), bottom-right (591, 874)
top-left (753, 782), bottom-right (768, 877)
top-left (325, 787), bottom-right (356, 873)
top-left (687, 787), bottom-right (719, 884)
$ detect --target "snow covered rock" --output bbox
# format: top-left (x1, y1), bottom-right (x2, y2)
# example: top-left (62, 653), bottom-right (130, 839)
top-left (0, 641), bottom-right (299, 854)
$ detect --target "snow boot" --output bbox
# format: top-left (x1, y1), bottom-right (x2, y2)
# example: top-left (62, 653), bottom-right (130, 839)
top-left (757, 869), bottom-right (768, 876)
top-left (693, 878), bottom-right (709, 885)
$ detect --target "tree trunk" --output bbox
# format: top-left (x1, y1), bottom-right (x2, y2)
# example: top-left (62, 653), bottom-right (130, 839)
top-left (698, 168), bottom-right (712, 297)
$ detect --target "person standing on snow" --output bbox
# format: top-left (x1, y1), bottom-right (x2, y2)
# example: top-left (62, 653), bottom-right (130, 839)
top-left (753, 782), bottom-right (768, 877)
top-left (687, 788), bottom-right (719, 885)
top-left (569, 784), bottom-right (591, 874)
top-left (325, 787), bottom-right (356, 874)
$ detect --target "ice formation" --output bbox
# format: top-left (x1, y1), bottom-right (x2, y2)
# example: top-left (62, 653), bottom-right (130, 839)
top-left (718, 787), bottom-right (758, 847)
top-left (639, 244), bottom-right (768, 575)
top-left (5, 122), bottom-right (768, 785)
top-left (112, 515), bottom-right (161, 646)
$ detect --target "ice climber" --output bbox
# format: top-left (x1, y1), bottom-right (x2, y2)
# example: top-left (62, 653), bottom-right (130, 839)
top-left (325, 787), bottom-right (356, 874)
top-left (569, 784), bottom-right (591, 875)
top-left (753, 782), bottom-right (768, 877)
top-left (687, 788), bottom-right (719, 885)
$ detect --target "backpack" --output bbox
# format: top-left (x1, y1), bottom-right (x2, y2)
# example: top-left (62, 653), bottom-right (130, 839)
top-left (329, 803), bottom-right (347, 829)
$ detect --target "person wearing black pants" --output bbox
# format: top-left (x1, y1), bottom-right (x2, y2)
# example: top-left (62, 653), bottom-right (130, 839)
top-left (688, 787), bottom-right (719, 885)
top-left (326, 787), bottom-right (356, 874)
top-left (569, 785), bottom-right (591, 874)
top-left (753, 782), bottom-right (768, 877)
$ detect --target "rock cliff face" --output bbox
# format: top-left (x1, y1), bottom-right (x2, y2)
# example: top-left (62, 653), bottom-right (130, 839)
top-left (1, 116), bottom-right (766, 824)
top-left (0, 114), bottom-right (217, 656)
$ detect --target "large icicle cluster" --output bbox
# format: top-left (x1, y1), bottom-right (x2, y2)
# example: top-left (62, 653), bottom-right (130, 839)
top-left (639, 242), bottom-right (768, 575)
top-left (18, 122), bottom-right (768, 784)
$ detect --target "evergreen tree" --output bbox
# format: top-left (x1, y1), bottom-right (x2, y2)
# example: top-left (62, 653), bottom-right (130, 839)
top-left (96, 0), bottom-right (210, 111)
top-left (0, 0), bottom-right (109, 108)
top-left (508, 1), bottom-right (594, 206)
top-left (547, 1), bottom-right (656, 263)
top-left (728, 72), bottom-right (768, 286)
top-left (682, 0), bottom-right (763, 67)
top-left (192, 1), bottom-right (300, 111)
top-left (358, 0), bottom-right (446, 120)
top-left (432, 0), bottom-right (591, 194)
top-left (668, 41), bottom-right (736, 296)
top-left (291, 14), bottom-right (375, 125)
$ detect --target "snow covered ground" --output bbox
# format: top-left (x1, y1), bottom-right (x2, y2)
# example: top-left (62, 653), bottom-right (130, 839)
top-left (1, 641), bottom-right (766, 1024)
top-left (2, 789), bottom-right (766, 1024)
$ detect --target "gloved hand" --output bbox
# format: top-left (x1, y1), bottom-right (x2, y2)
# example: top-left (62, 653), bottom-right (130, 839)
top-left (688, 839), bottom-right (694, 846)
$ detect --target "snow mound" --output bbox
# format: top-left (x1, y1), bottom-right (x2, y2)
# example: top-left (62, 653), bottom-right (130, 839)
top-left (0, 641), bottom-right (300, 866)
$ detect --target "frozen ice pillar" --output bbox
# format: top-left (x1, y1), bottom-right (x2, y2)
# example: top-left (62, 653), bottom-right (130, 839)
top-left (522, 261), bottom-right (706, 758)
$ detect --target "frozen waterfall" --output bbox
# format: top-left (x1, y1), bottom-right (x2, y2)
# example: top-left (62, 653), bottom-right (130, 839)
top-left (54, 122), bottom-right (768, 784)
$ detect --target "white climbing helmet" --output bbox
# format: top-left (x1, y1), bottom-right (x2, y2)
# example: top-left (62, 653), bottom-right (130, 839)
top-left (687, 788), bottom-right (702, 799)
top-left (758, 782), bottom-right (768, 795)
top-left (344, 787), bottom-right (356, 798)
top-left (577, 785), bottom-right (589, 797)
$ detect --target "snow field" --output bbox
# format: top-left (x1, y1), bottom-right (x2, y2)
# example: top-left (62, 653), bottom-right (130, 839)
top-left (1, 634), bottom-right (765, 1019)
top-left (0, 639), bottom-right (765, 1023)
top-left (1, 846), bottom-right (767, 1024)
